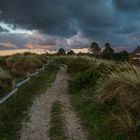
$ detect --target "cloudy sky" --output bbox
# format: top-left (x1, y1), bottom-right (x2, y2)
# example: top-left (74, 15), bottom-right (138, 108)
top-left (0, 0), bottom-right (140, 51)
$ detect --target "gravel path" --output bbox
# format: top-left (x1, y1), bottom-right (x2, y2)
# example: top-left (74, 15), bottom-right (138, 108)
top-left (20, 66), bottom-right (87, 140)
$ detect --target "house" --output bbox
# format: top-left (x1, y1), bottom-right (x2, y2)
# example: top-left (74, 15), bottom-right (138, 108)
top-left (130, 47), bottom-right (140, 61)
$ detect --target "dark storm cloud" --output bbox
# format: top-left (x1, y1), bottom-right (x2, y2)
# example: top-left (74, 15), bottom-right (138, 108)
top-left (0, 0), bottom-right (140, 50)
top-left (113, 0), bottom-right (140, 12)
top-left (0, 0), bottom-right (74, 37)
top-left (0, 0), bottom-right (118, 36)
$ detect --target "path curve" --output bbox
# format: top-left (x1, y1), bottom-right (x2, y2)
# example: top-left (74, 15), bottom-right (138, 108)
top-left (20, 66), bottom-right (87, 140)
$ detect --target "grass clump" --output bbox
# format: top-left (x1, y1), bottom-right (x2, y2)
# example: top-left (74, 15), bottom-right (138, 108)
top-left (6, 54), bottom-right (46, 77)
top-left (95, 63), bottom-right (140, 139)
top-left (109, 111), bottom-right (139, 140)
top-left (96, 63), bottom-right (140, 111)
top-left (70, 63), bottom-right (113, 92)
top-left (49, 101), bottom-right (67, 140)
top-left (0, 53), bottom-right (50, 96)
top-left (0, 68), bottom-right (12, 97)
top-left (0, 64), bottom-right (59, 140)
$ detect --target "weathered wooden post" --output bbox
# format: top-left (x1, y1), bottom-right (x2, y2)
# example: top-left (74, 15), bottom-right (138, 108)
top-left (36, 68), bottom-right (38, 77)
top-left (12, 79), bottom-right (16, 89)
top-left (27, 72), bottom-right (30, 83)
top-left (27, 72), bottom-right (30, 78)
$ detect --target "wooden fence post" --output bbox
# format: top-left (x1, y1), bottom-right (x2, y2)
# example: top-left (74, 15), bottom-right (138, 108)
top-left (27, 72), bottom-right (30, 78)
top-left (12, 80), bottom-right (16, 89)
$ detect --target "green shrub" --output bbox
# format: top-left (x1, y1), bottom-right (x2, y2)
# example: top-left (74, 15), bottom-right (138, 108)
top-left (70, 63), bottom-right (113, 91)
top-left (67, 57), bottom-right (93, 75)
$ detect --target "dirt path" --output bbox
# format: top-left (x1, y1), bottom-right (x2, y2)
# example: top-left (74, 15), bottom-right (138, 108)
top-left (20, 66), bottom-right (87, 140)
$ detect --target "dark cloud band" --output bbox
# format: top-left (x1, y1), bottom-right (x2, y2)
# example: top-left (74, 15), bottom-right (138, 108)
top-left (0, 0), bottom-right (140, 50)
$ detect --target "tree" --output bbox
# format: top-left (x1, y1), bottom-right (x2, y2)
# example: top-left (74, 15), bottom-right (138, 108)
top-left (57, 48), bottom-right (66, 55)
top-left (67, 50), bottom-right (75, 55)
top-left (102, 43), bottom-right (114, 59)
top-left (113, 51), bottom-right (129, 61)
top-left (90, 42), bottom-right (101, 57)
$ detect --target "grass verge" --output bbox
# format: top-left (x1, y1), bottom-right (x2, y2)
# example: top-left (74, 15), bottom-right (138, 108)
top-left (49, 101), bottom-right (67, 140)
top-left (69, 89), bottom-right (125, 140)
top-left (0, 64), bottom-right (59, 140)
top-left (63, 57), bottom-right (140, 140)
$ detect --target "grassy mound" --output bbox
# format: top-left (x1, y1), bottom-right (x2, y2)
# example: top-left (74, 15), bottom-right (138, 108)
top-left (0, 53), bottom-right (50, 95)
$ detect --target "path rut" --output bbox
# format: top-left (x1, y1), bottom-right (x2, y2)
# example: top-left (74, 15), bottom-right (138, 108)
top-left (20, 66), bottom-right (87, 140)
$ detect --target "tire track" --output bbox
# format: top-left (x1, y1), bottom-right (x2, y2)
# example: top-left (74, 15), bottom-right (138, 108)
top-left (20, 66), bottom-right (87, 140)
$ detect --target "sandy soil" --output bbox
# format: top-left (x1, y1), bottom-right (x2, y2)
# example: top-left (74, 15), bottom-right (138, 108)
top-left (20, 66), bottom-right (87, 140)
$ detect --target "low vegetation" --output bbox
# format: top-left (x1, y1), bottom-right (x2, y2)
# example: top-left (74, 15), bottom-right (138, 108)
top-left (0, 53), bottom-right (139, 140)
top-left (0, 53), bottom-right (49, 96)
top-left (49, 101), bottom-right (66, 140)
top-left (55, 56), bottom-right (140, 140)
top-left (0, 67), bottom-right (12, 97)
top-left (0, 64), bottom-right (59, 140)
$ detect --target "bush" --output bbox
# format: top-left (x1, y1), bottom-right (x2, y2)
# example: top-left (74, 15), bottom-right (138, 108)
top-left (5, 54), bottom-right (48, 77)
top-left (70, 63), bottom-right (113, 91)
top-left (0, 68), bottom-right (12, 88)
top-left (67, 57), bottom-right (92, 74)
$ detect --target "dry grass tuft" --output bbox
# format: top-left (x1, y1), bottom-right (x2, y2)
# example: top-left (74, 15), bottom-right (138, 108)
top-left (110, 111), bottom-right (139, 140)
top-left (96, 63), bottom-right (140, 113)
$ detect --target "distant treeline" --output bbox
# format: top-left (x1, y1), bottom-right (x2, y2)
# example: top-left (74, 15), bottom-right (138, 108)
top-left (90, 42), bottom-right (129, 61)
top-left (56, 42), bottom-right (131, 61)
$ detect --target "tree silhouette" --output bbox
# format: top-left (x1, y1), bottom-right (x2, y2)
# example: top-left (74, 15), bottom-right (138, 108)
top-left (113, 51), bottom-right (129, 61)
top-left (90, 42), bottom-right (101, 57)
top-left (102, 43), bottom-right (114, 59)
top-left (67, 50), bottom-right (75, 55)
top-left (57, 48), bottom-right (66, 55)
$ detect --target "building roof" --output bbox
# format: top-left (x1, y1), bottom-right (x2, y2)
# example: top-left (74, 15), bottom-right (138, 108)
top-left (130, 47), bottom-right (140, 60)
top-left (132, 47), bottom-right (140, 54)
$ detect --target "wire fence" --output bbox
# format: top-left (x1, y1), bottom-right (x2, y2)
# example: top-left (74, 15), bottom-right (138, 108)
top-left (0, 60), bottom-right (53, 105)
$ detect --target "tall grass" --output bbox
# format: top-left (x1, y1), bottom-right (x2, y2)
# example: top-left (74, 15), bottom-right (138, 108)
top-left (6, 54), bottom-right (45, 76)
top-left (0, 64), bottom-right (59, 140)
top-left (95, 63), bottom-right (140, 139)
top-left (0, 68), bottom-right (12, 97)
top-left (0, 53), bottom-right (50, 95)
top-left (96, 63), bottom-right (140, 113)
top-left (55, 56), bottom-right (140, 140)
top-left (0, 68), bottom-right (11, 80)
